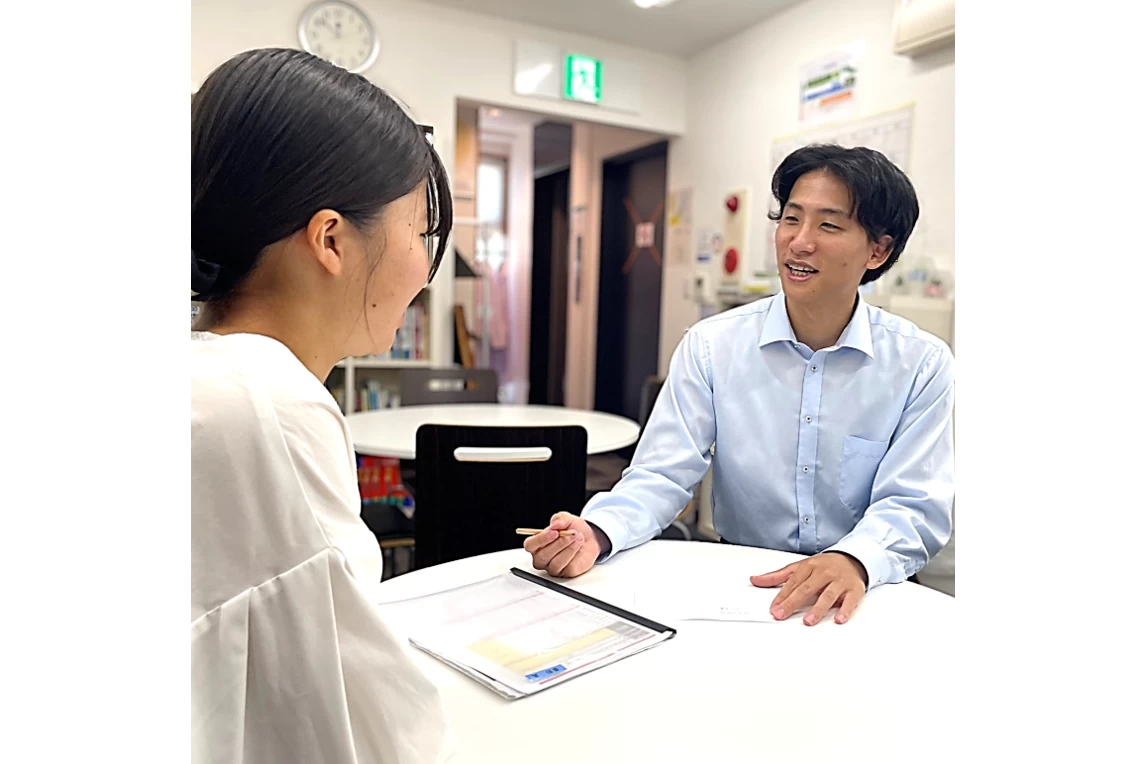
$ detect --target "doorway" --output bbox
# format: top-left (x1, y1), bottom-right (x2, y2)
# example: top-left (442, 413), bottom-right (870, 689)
top-left (594, 141), bottom-right (669, 423)
top-left (529, 121), bottom-right (572, 405)
top-left (529, 168), bottom-right (570, 404)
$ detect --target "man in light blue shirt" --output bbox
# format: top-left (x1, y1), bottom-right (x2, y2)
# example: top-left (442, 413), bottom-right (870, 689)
top-left (524, 144), bottom-right (954, 626)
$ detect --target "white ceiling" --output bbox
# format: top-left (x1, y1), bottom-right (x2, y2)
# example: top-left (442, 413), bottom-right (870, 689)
top-left (411, 0), bottom-right (804, 57)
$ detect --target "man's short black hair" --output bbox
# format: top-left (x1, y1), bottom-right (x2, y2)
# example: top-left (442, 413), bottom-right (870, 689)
top-left (768, 144), bottom-right (919, 285)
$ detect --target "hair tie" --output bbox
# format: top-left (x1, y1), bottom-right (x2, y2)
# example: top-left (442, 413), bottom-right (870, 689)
top-left (191, 250), bottom-right (223, 299)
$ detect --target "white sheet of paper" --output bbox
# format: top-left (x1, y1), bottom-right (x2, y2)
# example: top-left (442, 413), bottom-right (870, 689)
top-left (638, 581), bottom-right (784, 623)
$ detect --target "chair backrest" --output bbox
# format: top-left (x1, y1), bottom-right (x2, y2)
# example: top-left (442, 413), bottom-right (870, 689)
top-left (637, 376), bottom-right (665, 431)
top-left (399, 368), bottom-right (498, 406)
top-left (413, 424), bottom-right (588, 569)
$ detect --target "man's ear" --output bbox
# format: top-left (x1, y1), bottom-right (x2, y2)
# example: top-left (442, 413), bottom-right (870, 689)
top-left (866, 234), bottom-right (893, 272)
top-left (303, 209), bottom-right (347, 276)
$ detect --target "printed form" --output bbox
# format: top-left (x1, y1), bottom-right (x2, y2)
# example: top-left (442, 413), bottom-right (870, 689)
top-left (382, 573), bottom-right (673, 699)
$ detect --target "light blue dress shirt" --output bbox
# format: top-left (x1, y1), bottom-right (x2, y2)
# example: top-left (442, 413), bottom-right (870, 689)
top-left (582, 294), bottom-right (954, 589)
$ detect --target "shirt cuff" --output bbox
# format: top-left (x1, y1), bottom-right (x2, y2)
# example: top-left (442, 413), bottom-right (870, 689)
top-left (581, 510), bottom-right (628, 564)
top-left (823, 535), bottom-right (894, 590)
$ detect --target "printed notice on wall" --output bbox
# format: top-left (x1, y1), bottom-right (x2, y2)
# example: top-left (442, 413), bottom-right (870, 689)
top-left (635, 222), bottom-right (655, 248)
top-left (667, 188), bottom-right (693, 266)
top-left (696, 227), bottom-right (720, 263)
top-left (799, 41), bottom-right (864, 126)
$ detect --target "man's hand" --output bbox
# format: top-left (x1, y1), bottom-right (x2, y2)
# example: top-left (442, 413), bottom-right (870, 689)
top-left (522, 512), bottom-right (609, 579)
top-left (749, 552), bottom-right (868, 625)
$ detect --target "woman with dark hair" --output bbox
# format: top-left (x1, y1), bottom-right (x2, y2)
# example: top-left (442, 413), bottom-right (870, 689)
top-left (191, 48), bottom-right (457, 763)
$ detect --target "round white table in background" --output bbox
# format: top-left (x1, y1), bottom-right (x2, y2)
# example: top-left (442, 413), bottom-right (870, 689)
top-left (347, 404), bottom-right (641, 459)
top-left (375, 541), bottom-right (957, 764)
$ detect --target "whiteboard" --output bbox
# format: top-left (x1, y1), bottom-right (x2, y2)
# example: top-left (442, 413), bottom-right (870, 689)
top-left (771, 103), bottom-right (915, 176)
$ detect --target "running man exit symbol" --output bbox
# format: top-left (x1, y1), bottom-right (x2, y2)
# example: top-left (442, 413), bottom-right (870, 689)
top-left (564, 54), bottom-right (601, 104)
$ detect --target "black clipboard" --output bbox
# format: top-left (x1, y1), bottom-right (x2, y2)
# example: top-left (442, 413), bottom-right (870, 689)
top-left (510, 567), bottom-right (677, 637)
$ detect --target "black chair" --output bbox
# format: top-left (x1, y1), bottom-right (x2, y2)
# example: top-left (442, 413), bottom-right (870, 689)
top-left (399, 367), bottom-right (499, 406)
top-left (585, 376), bottom-right (695, 541)
top-left (585, 375), bottom-right (664, 495)
top-left (412, 424), bottom-right (588, 569)
top-left (395, 366), bottom-right (500, 504)
top-left (359, 502), bottom-right (417, 581)
top-left (362, 369), bottom-right (501, 579)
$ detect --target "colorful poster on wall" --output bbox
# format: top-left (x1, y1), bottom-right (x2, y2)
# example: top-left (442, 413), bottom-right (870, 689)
top-left (667, 188), bottom-right (693, 266)
top-left (799, 41), bottom-right (864, 126)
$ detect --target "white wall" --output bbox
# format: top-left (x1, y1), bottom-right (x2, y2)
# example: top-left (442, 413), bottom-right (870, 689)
top-left (192, 0), bottom-right (688, 367)
top-left (660, 0), bottom-right (954, 372)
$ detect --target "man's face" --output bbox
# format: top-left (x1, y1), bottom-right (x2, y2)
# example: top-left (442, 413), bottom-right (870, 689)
top-left (774, 169), bottom-right (891, 306)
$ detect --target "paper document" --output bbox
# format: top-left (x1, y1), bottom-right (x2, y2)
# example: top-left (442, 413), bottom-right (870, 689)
top-left (381, 572), bottom-right (674, 699)
top-left (639, 582), bottom-right (783, 623)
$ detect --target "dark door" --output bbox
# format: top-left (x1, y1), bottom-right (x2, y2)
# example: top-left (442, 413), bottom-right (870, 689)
top-left (594, 141), bottom-right (668, 423)
top-left (529, 168), bottom-right (570, 405)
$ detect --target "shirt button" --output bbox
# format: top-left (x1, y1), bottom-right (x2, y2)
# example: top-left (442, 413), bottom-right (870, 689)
top-left (803, 466), bottom-right (809, 472)
top-left (811, 365), bottom-right (818, 371)
top-left (805, 416), bottom-right (812, 423)
top-left (802, 516), bottom-right (809, 524)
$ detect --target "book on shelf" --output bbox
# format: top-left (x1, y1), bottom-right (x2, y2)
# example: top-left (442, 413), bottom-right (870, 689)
top-left (356, 455), bottom-right (414, 517)
top-left (357, 379), bottom-right (402, 412)
top-left (328, 382), bottom-right (401, 414)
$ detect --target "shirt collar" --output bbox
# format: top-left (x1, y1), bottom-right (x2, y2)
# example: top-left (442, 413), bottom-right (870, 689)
top-left (837, 296), bottom-right (875, 358)
top-left (758, 293), bottom-right (875, 359)
top-left (758, 293), bottom-right (799, 348)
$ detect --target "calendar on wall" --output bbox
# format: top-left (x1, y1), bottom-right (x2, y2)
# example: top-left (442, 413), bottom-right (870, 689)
top-left (771, 103), bottom-right (915, 175)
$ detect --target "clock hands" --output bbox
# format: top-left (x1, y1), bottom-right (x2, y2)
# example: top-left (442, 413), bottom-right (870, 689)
top-left (314, 17), bottom-right (343, 39)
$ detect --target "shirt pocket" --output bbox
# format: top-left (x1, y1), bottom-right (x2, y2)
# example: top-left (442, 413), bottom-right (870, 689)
top-left (839, 435), bottom-right (891, 512)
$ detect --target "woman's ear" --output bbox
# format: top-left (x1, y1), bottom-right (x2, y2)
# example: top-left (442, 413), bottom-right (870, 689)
top-left (304, 210), bottom-right (347, 276)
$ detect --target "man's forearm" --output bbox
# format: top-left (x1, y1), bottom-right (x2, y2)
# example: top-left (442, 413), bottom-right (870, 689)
top-left (826, 493), bottom-right (952, 589)
top-left (586, 521), bottom-right (612, 560)
top-left (581, 466), bottom-right (698, 561)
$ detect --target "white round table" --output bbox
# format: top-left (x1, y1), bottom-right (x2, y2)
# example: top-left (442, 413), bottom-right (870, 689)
top-left (347, 404), bottom-right (641, 459)
top-left (375, 540), bottom-right (956, 763)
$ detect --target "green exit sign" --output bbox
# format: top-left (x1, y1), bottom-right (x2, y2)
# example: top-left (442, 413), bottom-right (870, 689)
top-left (564, 54), bottom-right (601, 104)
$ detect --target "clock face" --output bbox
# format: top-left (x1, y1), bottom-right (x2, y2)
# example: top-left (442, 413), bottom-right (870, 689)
top-left (298, 1), bottom-right (379, 73)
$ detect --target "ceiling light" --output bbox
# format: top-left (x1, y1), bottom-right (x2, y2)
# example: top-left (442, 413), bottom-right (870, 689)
top-left (634, 0), bottom-right (678, 8)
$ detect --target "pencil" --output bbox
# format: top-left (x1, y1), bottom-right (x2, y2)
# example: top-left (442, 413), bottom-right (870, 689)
top-left (515, 528), bottom-right (576, 537)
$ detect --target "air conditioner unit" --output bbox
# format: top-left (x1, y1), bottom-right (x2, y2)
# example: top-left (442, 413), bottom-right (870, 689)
top-left (893, 0), bottom-right (955, 57)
